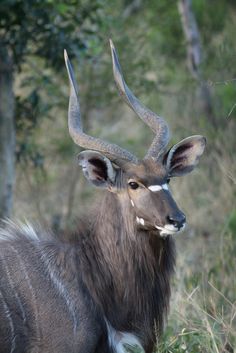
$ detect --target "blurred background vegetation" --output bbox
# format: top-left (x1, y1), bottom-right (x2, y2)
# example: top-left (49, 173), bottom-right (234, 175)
top-left (0, 0), bottom-right (235, 352)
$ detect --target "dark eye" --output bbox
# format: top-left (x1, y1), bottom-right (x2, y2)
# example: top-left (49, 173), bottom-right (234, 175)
top-left (129, 181), bottom-right (139, 190)
top-left (167, 178), bottom-right (171, 184)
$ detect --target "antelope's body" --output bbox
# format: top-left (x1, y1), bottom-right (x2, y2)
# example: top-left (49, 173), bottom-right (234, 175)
top-left (0, 193), bottom-right (174, 353)
top-left (0, 41), bottom-right (206, 353)
top-left (0, 223), bottom-right (102, 353)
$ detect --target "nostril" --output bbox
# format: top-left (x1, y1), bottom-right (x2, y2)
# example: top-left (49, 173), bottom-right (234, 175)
top-left (167, 216), bottom-right (174, 225)
top-left (167, 214), bottom-right (186, 228)
top-left (167, 216), bottom-right (179, 227)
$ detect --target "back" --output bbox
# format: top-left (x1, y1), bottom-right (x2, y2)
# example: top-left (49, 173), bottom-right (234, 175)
top-left (0, 222), bottom-right (103, 353)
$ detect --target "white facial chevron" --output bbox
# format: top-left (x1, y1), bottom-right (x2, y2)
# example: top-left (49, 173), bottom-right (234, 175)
top-left (136, 216), bottom-right (145, 226)
top-left (148, 184), bottom-right (168, 192)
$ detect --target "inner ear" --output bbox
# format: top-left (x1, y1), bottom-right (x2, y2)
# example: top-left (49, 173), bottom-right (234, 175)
top-left (78, 150), bottom-right (117, 188)
top-left (168, 143), bottom-right (192, 169)
top-left (88, 158), bottom-right (108, 181)
top-left (164, 135), bottom-right (206, 177)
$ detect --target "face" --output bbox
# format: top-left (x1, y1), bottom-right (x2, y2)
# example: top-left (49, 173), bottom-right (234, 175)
top-left (124, 160), bottom-right (186, 236)
top-left (78, 135), bottom-right (206, 237)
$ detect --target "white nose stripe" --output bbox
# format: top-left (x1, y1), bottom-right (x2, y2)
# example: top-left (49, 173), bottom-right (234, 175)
top-left (148, 184), bottom-right (168, 192)
top-left (148, 185), bottom-right (162, 192)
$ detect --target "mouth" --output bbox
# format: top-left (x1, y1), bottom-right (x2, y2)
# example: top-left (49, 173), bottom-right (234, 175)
top-left (136, 216), bottom-right (186, 237)
top-left (155, 223), bottom-right (186, 237)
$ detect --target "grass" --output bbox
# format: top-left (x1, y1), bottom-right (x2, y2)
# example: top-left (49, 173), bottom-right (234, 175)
top-left (157, 281), bottom-right (235, 353)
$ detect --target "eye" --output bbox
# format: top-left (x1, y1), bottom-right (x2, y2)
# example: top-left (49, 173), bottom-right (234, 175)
top-left (128, 181), bottom-right (139, 190)
top-left (167, 178), bottom-right (171, 184)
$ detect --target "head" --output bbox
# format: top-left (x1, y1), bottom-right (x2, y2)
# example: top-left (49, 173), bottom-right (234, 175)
top-left (64, 40), bottom-right (206, 237)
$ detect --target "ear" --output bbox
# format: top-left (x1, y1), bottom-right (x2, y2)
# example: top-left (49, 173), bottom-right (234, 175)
top-left (77, 150), bottom-right (117, 188)
top-left (164, 135), bottom-right (206, 177)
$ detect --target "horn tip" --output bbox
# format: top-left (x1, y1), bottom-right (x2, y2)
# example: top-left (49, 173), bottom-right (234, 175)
top-left (109, 39), bottom-right (114, 50)
top-left (64, 49), bottom-right (69, 65)
top-left (109, 39), bottom-right (116, 60)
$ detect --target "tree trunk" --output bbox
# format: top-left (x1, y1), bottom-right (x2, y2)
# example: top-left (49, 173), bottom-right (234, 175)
top-left (0, 44), bottom-right (15, 219)
top-left (178, 0), bottom-right (216, 127)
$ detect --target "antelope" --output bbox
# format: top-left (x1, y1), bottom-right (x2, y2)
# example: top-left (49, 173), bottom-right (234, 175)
top-left (0, 40), bottom-right (206, 353)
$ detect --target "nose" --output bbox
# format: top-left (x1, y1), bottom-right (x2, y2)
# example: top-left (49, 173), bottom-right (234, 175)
top-left (167, 213), bottom-right (186, 229)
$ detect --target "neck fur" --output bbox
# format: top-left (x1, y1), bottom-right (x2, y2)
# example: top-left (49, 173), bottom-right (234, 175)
top-left (77, 192), bottom-right (176, 337)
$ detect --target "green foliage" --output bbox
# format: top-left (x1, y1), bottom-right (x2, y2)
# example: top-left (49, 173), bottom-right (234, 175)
top-left (0, 0), bottom-right (105, 67)
top-left (144, 0), bottom-right (185, 60)
top-left (15, 71), bottom-right (53, 164)
top-left (158, 327), bottom-right (219, 353)
top-left (228, 209), bottom-right (236, 236)
top-left (0, 0), bottom-right (108, 165)
top-left (192, 0), bottom-right (228, 37)
top-left (215, 82), bottom-right (236, 120)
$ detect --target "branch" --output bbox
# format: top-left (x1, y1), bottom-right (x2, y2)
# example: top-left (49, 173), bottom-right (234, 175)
top-left (178, 0), bottom-right (201, 79)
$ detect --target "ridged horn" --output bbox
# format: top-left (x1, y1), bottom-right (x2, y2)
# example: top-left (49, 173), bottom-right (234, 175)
top-left (64, 49), bottom-right (138, 163)
top-left (109, 39), bottom-right (170, 159)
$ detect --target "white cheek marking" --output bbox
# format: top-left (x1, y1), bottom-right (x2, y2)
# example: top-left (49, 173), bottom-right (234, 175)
top-left (148, 184), bottom-right (169, 192)
top-left (136, 217), bottom-right (145, 226)
top-left (130, 199), bottom-right (134, 207)
top-left (140, 218), bottom-right (145, 226)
